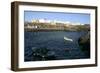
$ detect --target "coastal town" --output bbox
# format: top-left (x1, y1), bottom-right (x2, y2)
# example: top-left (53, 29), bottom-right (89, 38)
top-left (24, 19), bottom-right (90, 31)
top-left (24, 11), bottom-right (91, 61)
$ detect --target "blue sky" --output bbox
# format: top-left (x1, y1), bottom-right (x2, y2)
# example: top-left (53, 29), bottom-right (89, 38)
top-left (24, 11), bottom-right (90, 24)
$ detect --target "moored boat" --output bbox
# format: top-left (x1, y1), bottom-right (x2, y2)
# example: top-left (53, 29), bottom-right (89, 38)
top-left (64, 36), bottom-right (73, 42)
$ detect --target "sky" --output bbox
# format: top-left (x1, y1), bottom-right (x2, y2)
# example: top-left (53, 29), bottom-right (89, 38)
top-left (24, 11), bottom-right (90, 24)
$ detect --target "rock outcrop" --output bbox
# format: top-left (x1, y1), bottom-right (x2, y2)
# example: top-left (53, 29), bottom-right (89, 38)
top-left (78, 32), bottom-right (90, 57)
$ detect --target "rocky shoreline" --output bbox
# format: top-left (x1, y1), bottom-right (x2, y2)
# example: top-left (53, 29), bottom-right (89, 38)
top-left (78, 32), bottom-right (90, 57)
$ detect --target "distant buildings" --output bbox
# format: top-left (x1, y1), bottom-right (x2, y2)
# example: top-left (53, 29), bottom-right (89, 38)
top-left (31, 19), bottom-right (84, 25)
top-left (25, 19), bottom-right (89, 30)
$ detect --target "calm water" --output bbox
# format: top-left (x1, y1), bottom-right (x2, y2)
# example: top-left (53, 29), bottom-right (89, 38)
top-left (24, 31), bottom-right (90, 61)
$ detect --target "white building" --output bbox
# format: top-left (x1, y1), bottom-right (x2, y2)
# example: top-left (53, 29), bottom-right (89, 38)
top-left (27, 25), bottom-right (37, 28)
top-left (39, 19), bottom-right (51, 23)
top-left (71, 22), bottom-right (84, 25)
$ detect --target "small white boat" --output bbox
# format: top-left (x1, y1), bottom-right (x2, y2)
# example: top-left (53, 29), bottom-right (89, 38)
top-left (64, 36), bottom-right (73, 42)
